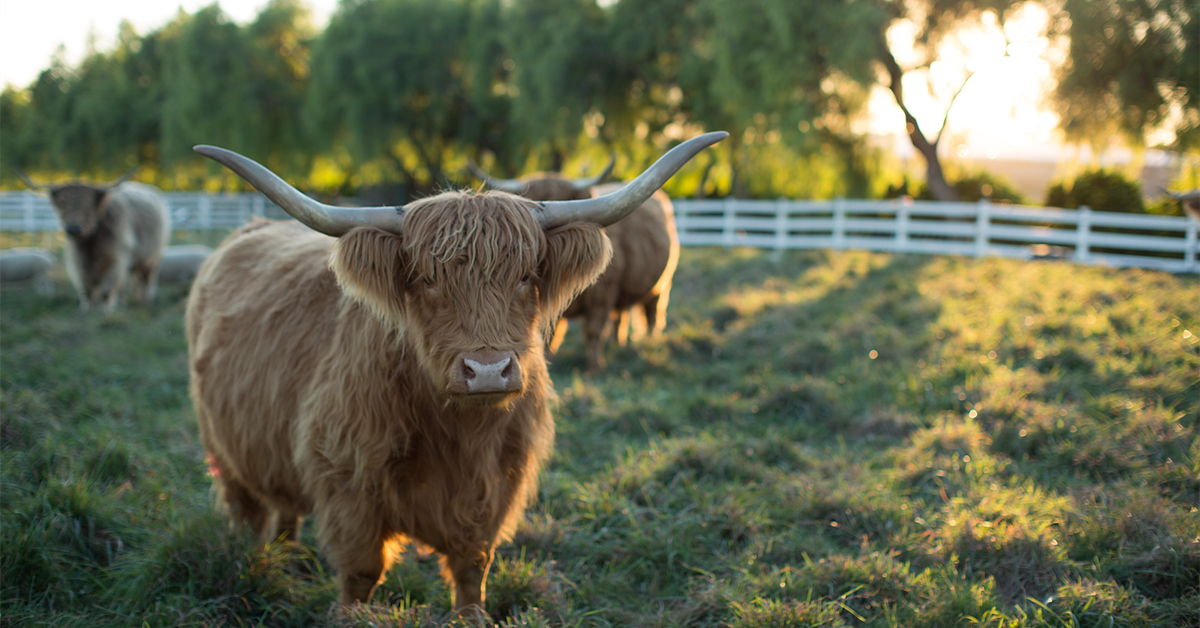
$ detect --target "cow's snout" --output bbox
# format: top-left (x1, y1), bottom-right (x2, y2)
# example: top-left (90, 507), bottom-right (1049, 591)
top-left (452, 350), bottom-right (523, 398)
top-left (65, 224), bottom-right (82, 236)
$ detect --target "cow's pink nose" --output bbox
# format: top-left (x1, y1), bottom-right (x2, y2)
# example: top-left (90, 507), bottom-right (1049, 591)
top-left (458, 351), bottom-right (521, 394)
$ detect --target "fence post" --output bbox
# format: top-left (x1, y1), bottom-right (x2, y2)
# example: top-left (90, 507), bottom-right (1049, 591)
top-left (974, 198), bottom-right (990, 258)
top-left (1075, 205), bottom-right (1091, 263)
top-left (772, 197), bottom-right (787, 261)
top-left (833, 196), bottom-right (846, 250)
top-left (896, 200), bottom-right (910, 253)
top-left (1185, 216), bottom-right (1198, 273)
top-left (722, 196), bottom-right (736, 247)
top-left (199, 195), bottom-right (213, 244)
top-left (23, 192), bottom-right (36, 232)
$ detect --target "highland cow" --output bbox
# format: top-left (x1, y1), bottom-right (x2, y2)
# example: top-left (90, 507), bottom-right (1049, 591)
top-left (16, 169), bottom-right (171, 312)
top-left (186, 132), bottom-right (726, 610)
top-left (470, 158), bottom-right (679, 371)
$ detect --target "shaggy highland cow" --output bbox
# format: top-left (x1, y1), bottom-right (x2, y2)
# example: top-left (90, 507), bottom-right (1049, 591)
top-left (470, 157), bottom-right (680, 371)
top-left (16, 169), bottom-right (171, 312)
top-left (187, 132), bottom-right (726, 610)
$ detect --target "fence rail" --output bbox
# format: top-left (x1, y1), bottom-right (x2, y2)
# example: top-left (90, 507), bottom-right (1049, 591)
top-left (675, 197), bottom-right (1199, 273)
top-left (3, 192), bottom-right (1197, 273)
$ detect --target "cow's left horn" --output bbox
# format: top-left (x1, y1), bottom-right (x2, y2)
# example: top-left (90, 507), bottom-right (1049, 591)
top-left (537, 131), bottom-right (727, 229)
top-left (103, 166), bottom-right (139, 189)
top-left (194, 145), bottom-right (405, 236)
top-left (571, 153), bottom-right (616, 191)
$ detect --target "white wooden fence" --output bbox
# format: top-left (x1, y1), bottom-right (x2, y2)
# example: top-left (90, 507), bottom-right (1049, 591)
top-left (3, 192), bottom-right (1197, 273)
top-left (675, 197), bottom-right (1199, 274)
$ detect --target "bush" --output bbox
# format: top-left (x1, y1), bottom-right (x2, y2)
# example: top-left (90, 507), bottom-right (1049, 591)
top-left (1045, 168), bottom-right (1145, 213)
top-left (906, 171), bottom-right (1026, 203)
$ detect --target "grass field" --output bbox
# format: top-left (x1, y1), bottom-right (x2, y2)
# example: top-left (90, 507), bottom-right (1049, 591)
top-left (2, 247), bottom-right (1197, 627)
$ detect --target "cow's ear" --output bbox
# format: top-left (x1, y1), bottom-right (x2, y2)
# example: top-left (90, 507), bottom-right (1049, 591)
top-left (330, 227), bottom-right (407, 323)
top-left (538, 223), bottom-right (612, 341)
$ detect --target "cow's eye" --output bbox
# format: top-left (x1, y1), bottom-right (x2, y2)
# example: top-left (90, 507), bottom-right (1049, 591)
top-left (422, 277), bottom-right (434, 288)
top-left (520, 273), bottom-right (531, 283)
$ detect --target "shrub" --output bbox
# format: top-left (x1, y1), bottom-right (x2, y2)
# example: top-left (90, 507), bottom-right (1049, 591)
top-left (1045, 168), bottom-right (1145, 213)
top-left (910, 171), bottom-right (1026, 203)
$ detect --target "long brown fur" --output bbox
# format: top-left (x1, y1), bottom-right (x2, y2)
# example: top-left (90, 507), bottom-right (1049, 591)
top-left (46, 181), bottom-right (171, 312)
top-left (186, 190), bottom-right (611, 610)
top-left (502, 175), bottom-right (680, 371)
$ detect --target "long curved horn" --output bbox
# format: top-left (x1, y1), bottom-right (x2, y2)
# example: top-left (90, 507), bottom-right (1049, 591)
top-left (570, 153), bottom-right (616, 191)
top-left (13, 168), bottom-right (48, 190)
top-left (194, 145), bottom-right (405, 236)
top-left (467, 159), bottom-right (528, 193)
top-left (103, 166), bottom-right (139, 189)
top-left (537, 131), bottom-right (727, 229)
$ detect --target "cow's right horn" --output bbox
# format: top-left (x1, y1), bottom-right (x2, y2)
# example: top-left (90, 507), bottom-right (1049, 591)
top-left (537, 131), bottom-right (727, 229)
top-left (194, 145), bottom-right (405, 237)
top-left (467, 159), bottom-right (528, 194)
top-left (13, 168), bottom-right (48, 190)
top-left (570, 153), bottom-right (616, 191)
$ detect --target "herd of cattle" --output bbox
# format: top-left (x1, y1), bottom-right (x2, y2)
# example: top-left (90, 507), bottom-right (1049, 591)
top-left (3, 132), bottom-right (726, 612)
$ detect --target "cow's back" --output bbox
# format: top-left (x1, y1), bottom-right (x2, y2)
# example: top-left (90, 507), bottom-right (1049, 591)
top-left (186, 219), bottom-right (342, 511)
top-left (109, 182), bottom-right (171, 266)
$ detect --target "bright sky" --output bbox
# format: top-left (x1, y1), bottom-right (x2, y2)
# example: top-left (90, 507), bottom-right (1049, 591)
top-left (0, 0), bottom-right (338, 90)
top-left (867, 3), bottom-right (1064, 161)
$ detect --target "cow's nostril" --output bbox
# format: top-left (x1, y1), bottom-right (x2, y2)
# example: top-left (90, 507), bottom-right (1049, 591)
top-left (501, 361), bottom-right (513, 379)
top-left (462, 362), bottom-right (476, 380)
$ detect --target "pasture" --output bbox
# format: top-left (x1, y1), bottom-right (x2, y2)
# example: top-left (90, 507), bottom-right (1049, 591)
top-left (1, 247), bottom-right (1197, 627)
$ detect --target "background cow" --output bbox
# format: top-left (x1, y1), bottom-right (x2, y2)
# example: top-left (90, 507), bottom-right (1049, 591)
top-left (15, 169), bottom-right (171, 312)
top-left (187, 132), bottom-right (725, 611)
top-left (470, 158), bottom-right (680, 371)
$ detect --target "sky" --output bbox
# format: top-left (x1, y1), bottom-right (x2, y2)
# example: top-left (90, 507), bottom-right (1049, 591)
top-left (0, 0), bottom-right (338, 90)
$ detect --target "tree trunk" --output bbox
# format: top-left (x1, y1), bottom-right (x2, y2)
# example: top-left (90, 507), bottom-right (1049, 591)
top-left (879, 44), bottom-right (960, 202)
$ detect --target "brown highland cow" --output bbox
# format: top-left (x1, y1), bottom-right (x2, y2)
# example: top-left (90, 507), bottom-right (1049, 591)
top-left (186, 132), bottom-right (725, 610)
top-left (470, 157), bottom-right (680, 371)
top-left (16, 169), bottom-right (171, 312)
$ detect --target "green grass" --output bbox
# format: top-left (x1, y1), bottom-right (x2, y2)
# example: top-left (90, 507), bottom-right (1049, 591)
top-left (2, 249), bottom-right (1197, 627)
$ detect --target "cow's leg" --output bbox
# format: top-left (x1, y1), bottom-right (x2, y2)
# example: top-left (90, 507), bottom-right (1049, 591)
top-left (128, 267), bottom-right (147, 305)
top-left (216, 474), bottom-right (271, 539)
top-left (614, 309), bottom-right (631, 347)
top-left (644, 288), bottom-right (669, 336)
top-left (319, 509), bottom-right (392, 604)
top-left (547, 318), bottom-right (569, 354)
top-left (582, 307), bottom-right (613, 371)
top-left (443, 547), bottom-right (493, 611)
top-left (144, 263), bottom-right (162, 305)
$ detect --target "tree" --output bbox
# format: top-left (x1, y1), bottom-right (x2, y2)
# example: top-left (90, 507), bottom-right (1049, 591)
top-left (604, 0), bottom-right (884, 197)
top-left (305, 0), bottom-right (499, 199)
top-left (504, 0), bottom-right (613, 171)
top-left (1052, 0), bottom-right (1198, 151)
top-left (872, 0), bottom-right (1027, 201)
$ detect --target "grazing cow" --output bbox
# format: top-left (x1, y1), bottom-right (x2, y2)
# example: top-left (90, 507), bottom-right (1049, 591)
top-left (156, 245), bottom-right (214, 284)
top-left (187, 132), bottom-right (726, 610)
top-left (1167, 189), bottom-right (1200, 221)
top-left (15, 169), bottom-right (171, 312)
top-left (0, 247), bottom-right (55, 295)
top-left (470, 159), bottom-right (680, 371)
